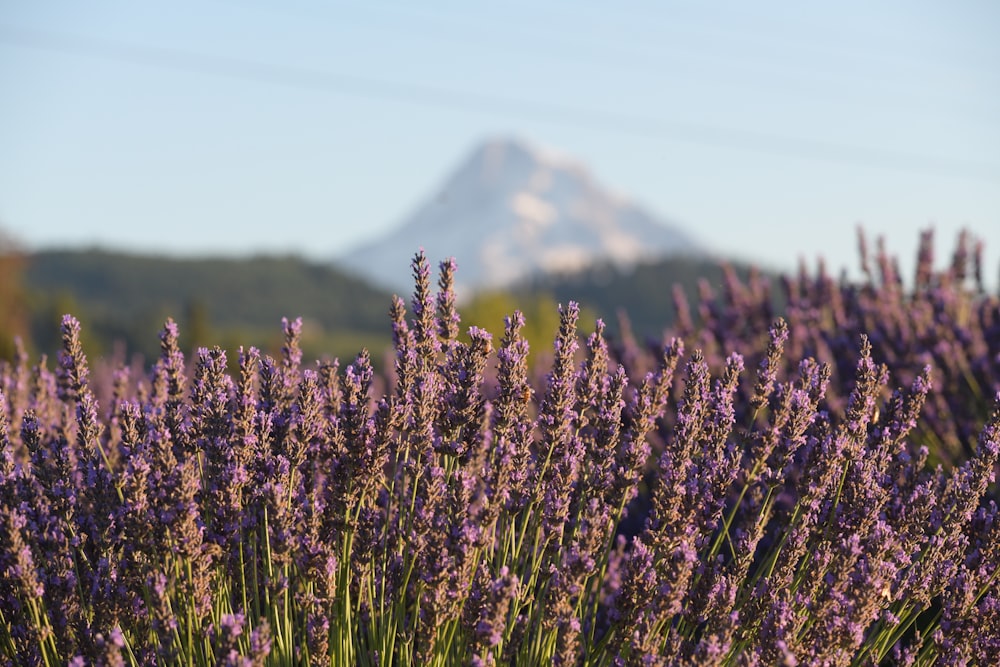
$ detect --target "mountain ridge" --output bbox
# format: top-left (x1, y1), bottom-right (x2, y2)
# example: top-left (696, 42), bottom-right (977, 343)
top-left (336, 137), bottom-right (702, 293)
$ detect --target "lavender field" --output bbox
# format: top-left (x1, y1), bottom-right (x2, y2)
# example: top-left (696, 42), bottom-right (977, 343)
top-left (1, 232), bottom-right (998, 665)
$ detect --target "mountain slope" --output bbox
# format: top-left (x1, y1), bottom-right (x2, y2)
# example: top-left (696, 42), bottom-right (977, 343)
top-left (337, 137), bottom-right (702, 293)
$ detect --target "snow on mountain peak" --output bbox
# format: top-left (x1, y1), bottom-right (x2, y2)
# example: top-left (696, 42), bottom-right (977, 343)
top-left (337, 137), bottom-right (702, 294)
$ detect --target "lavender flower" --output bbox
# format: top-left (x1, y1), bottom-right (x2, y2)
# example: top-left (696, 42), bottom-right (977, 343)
top-left (751, 318), bottom-right (789, 410)
top-left (0, 234), bottom-right (998, 665)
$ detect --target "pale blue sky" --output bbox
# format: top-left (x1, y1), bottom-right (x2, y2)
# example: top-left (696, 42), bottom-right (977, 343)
top-left (1, 0), bottom-right (998, 280)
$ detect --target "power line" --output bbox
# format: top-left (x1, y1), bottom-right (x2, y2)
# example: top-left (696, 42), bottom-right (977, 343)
top-left (1, 25), bottom-right (997, 184)
top-left (225, 0), bottom-right (997, 78)
top-left (214, 0), bottom-right (995, 124)
top-left (214, 0), bottom-right (1000, 121)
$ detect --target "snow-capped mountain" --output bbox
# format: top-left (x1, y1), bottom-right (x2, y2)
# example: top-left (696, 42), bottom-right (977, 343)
top-left (336, 137), bottom-right (702, 294)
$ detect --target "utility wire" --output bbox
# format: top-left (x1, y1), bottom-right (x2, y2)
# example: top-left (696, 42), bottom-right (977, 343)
top-left (213, 0), bottom-right (993, 121)
top-left (222, 0), bottom-right (996, 78)
top-left (1, 25), bottom-right (997, 184)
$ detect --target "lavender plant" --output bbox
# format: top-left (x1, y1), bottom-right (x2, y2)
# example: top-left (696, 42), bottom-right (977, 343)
top-left (0, 247), bottom-right (997, 665)
top-left (643, 228), bottom-right (1000, 472)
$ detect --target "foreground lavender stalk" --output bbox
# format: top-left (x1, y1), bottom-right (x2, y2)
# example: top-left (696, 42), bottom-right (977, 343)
top-left (0, 239), bottom-right (998, 666)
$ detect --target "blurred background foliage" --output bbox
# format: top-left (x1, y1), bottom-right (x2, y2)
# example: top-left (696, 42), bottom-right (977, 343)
top-left (0, 232), bottom-right (30, 360)
top-left (0, 242), bottom-right (760, 369)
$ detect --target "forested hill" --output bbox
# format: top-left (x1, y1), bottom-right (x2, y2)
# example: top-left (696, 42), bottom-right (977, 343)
top-left (21, 249), bottom-right (396, 360)
top-left (14, 248), bottom-right (772, 363)
top-left (515, 255), bottom-right (779, 339)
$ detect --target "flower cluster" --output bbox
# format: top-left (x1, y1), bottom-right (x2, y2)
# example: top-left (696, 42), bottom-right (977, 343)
top-left (640, 228), bottom-right (999, 474)
top-left (0, 243), bottom-right (998, 665)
